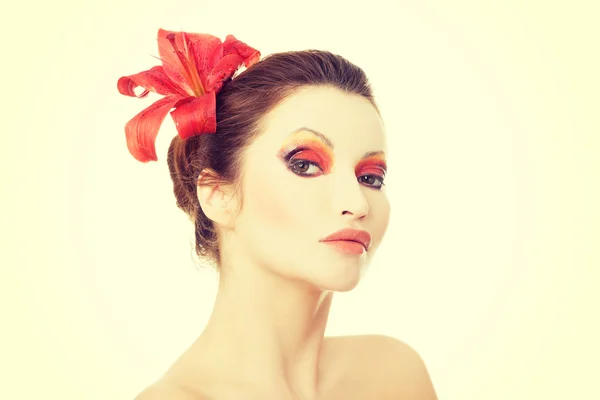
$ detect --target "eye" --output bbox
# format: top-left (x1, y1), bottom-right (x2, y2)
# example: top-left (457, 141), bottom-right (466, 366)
top-left (359, 175), bottom-right (386, 190)
top-left (289, 159), bottom-right (386, 190)
top-left (289, 159), bottom-right (322, 176)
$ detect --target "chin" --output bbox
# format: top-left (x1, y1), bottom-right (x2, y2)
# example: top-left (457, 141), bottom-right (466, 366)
top-left (325, 279), bottom-right (361, 293)
top-left (307, 263), bottom-right (366, 293)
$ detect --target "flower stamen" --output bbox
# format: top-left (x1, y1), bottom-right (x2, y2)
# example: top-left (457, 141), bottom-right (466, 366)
top-left (166, 33), bottom-right (205, 97)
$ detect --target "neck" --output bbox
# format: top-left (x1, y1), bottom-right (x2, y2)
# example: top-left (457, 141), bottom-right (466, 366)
top-left (188, 259), bottom-right (334, 399)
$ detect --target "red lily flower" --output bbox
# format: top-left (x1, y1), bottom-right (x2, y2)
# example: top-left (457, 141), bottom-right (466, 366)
top-left (117, 28), bottom-right (260, 162)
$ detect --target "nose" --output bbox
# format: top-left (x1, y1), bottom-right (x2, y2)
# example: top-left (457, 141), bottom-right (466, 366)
top-left (330, 171), bottom-right (370, 219)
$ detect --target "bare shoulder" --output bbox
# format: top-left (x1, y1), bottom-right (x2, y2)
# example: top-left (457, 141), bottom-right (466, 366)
top-left (357, 334), bottom-right (425, 361)
top-left (134, 380), bottom-right (211, 400)
top-left (329, 334), bottom-right (438, 399)
top-left (327, 333), bottom-right (424, 362)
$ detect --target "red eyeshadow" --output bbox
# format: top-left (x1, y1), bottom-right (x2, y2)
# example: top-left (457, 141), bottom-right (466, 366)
top-left (278, 136), bottom-right (334, 172)
top-left (279, 134), bottom-right (387, 179)
top-left (356, 157), bottom-right (387, 177)
top-left (292, 147), bottom-right (333, 173)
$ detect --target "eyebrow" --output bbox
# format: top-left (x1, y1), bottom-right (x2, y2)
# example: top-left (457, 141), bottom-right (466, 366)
top-left (288, 127), bottom-right (386, 160)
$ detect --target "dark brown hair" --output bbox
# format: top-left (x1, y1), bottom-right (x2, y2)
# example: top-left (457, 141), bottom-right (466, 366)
top-left (167, 49), bottom-right (379, 269)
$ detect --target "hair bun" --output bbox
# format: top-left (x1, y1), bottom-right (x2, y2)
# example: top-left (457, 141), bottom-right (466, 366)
top-left (167, 134), bottom-right (200, 219)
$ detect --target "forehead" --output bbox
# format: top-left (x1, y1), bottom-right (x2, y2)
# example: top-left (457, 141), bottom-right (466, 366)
top-left (257, 86), bottom-right (385, 147)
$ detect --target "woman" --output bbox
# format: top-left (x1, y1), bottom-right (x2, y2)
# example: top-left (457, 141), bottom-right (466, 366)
top-left (119, 28), bottom-right (437, 400)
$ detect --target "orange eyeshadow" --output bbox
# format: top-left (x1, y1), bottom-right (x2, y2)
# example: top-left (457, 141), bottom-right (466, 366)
top-left (356, 156), bottom-right (387, 177)
top-left (278, 130), bottom-right (386, 178)
top-left (278, 133), bottom-right (335, 173)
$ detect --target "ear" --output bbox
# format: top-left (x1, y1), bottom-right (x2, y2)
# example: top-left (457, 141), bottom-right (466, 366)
top-left (196, 168), bottom-right (239, 229)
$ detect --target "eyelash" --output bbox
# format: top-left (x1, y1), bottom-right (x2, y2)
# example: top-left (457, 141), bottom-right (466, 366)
top-left (288, 159), bottom-right (386, 190)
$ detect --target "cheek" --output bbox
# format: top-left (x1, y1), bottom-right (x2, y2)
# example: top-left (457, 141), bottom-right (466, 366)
top-left (243, 167), bottom-right (304, 233)
top-left (241, 171), bottom-right (321, 272)
top-left (252, 179), bottom-right (290, 224)
top-left (373, 195), bottom-right (391, 242)
top-left (242, 165), bottom-right (323, 255)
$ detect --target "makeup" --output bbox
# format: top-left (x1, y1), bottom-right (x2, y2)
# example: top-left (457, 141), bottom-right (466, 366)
top-left (355, 154), bottom-right (387, 187)
top-left (322, 240), bottom-right (365, 255)
top-left (277, 129), bottom-right (334, 174)
top-left (277, 127), bottom-right (387, 185)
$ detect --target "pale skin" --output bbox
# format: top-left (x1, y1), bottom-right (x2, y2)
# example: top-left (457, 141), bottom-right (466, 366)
top-left (136, 86), bottom-right (438, 399)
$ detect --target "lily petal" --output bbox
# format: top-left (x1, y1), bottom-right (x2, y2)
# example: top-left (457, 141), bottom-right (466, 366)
top-left (169, 92), bottom-right (216, 139)
top-left (223, 34), bottom-right (261, 67)
top-left (205, 53), bottom-right (244, 93)
top-left (204, 34), bottom-right (261, 92)
top-left (124, 95), bottom-right (183, 162)
top-left (189, 36), bottom-right (223, 92)
top-left (157, 29), bottom-right (221, 96)
top-left (117, 65), bottom-right (187, 97)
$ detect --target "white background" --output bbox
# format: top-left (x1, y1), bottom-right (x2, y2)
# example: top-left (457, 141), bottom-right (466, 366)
top-left (2, 0), bottom-right (599, 399)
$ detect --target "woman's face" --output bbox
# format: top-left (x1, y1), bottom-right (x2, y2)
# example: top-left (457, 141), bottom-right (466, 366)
top-left (227, 85), bottom-right (390, 292)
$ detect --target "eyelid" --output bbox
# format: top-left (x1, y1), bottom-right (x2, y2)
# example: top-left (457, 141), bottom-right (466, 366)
top-left (281, 145), bottom-right (387, 175)
top-left (289, 158), bottom-right (385, 189)
top-left (358, 158), bottom-right (387, 174)
top-left (282, 146), bottom-right (312, 162)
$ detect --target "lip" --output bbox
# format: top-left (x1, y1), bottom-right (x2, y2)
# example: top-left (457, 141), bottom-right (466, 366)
top-left (319, 228), bottom-right (372, 251)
